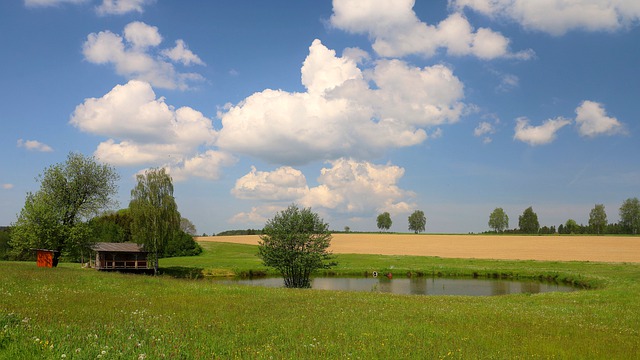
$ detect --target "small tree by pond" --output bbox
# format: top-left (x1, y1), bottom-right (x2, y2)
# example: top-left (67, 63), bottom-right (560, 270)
top-left (258, 204), bottom-right (335, 288)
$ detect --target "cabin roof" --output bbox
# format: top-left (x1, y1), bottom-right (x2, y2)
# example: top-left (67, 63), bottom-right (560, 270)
top-left (92, 242), bottom-right (147, 253)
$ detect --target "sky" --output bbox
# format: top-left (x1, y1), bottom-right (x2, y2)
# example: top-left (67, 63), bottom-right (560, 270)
top-left (1, 0), bottom-right (639, 234)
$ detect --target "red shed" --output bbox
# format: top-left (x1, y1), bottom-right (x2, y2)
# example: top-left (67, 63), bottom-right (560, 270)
top-left (35, 249), bottom-right (59, 268)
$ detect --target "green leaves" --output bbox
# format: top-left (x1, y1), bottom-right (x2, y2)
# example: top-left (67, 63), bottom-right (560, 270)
top-left (408, 210), bottom-right (426, 234)
top-left (129, 168), bottom-right (181, 271)
top-left (258, 204), bottom-right (334, 288)
top-left (10, 153), bottom-right (119, 260)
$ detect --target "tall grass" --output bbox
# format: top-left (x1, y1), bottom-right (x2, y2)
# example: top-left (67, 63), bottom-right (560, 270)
top-left (1, 241), bottom-right (639, 359)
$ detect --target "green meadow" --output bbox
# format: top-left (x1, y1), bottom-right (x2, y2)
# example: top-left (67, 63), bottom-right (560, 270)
top-left (1, 241), bottom-right (639, 359)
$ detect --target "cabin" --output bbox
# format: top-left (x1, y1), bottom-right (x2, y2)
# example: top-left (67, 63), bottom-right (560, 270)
top-left (35, 249), bottom-right (59, 268)
top-left (92, 242), bottom-right (151, 273)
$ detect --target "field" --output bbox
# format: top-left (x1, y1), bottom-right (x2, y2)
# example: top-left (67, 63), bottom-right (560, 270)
top-left (1, 234), bottom-right (639, 359)
top-left (197, 233), bottom-right (640, 263)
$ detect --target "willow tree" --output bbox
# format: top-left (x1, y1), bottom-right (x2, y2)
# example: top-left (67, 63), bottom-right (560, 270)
top-left (129, 168), bottom-right (180, 273)
top-left (258, 204), bottom-right (334, 288)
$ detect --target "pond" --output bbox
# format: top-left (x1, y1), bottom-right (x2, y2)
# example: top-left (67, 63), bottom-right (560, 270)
top-left (215, 276), bottom-right (577, 296)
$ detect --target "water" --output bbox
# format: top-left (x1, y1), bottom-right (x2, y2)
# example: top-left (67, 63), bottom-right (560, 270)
top-left (215, 276), bottom-right (577, 296)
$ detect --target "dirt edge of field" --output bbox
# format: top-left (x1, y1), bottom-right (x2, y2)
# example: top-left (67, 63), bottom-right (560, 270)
top-left (195, 234), bottom-right (640, 263)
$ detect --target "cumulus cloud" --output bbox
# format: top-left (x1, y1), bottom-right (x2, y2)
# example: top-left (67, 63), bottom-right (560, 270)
top-left (513, 117), bottom-right (572, 145)
top-left (70, 80), bottom-right (234, 180)
top-left (575, 100), bottom-right (626, 137)
top-left (17, 139), bottom-right (53, 152)
top-left (452, 0), bottom-right (640, 35)
top-left (162, 40), bottom-right (205, 66)
top-left (232, 166), bottom-right (309, 201)
top-left (216, 39), bottom-right (464, 165)
top-left (96, 0), bottom-right (153, 15)
top-left (230, 158), bottom-right (415, 225)
top-left (330, 0), bottom-right (532, 59)
top-left (82, 21), bottom-right (204, 90)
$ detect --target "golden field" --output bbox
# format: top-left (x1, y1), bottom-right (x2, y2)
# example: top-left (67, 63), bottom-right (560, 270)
top-left (196, 233), bottom-right (640, 263)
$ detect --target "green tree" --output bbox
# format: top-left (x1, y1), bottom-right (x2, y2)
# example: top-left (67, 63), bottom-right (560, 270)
top-left (129, 168), bottom-right (181, 273)
top-left (10, 153), bottom-right (119, 263)
top-left (564, 219), bottom-right (579, 234)
top-left (89, 209), bottom-right (133, 243)
top-left (258, 204), bottom-right (334, 288)
top-left (588, 204), bottom-right (607, 234)
top-left (376, 212), bottom-right (392, 232)
top-left (488, 208), bottom-right (509, 233)
top-left (518, 207), bottom-right (539, 234)
top-left (408, 210), bottom-right (426, 234)
top-left (619, 197), bottom-right (640, 234)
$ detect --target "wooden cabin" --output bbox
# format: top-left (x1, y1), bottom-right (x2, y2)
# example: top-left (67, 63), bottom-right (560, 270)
top-left (92, 242), bottom-right (150, 273)
top-left (35, 249), bottom-right (59, 268)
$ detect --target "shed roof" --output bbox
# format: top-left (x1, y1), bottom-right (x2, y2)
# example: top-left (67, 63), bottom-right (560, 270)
top-left (92, 242), bottom-right (147, 253)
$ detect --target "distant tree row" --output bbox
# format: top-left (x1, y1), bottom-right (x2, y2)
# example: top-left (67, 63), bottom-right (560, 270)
top-left (487, 198), bottom-right (640, 234)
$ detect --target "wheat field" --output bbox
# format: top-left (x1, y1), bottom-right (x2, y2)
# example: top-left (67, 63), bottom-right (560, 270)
top-left (196, 233), bottom-right (640, 263)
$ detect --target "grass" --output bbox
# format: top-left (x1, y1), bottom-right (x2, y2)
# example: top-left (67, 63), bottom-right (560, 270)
top-left (1, 241), bottom-right (639, 359)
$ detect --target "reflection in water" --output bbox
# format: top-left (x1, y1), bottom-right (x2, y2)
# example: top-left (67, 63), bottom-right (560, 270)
top-left (215, 276), bottom-right (576, 296)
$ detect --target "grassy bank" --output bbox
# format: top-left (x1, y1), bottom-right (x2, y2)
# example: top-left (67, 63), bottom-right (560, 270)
top-left (1, 242), bottom-right (639, 359)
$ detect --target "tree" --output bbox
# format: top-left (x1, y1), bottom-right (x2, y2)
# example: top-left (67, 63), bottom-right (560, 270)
top-left (588, 204), bottom-right (607, 234)
top-left (258, 204), bottom-right (334, 288)
top-left (180, 217), bottom-right (197, 236)
top-left (488, 208), bottom-right (509, 233)
top-left (518, 207), bottom-right (539, 234)
top-left (10, 153), bottom-right (119, 263)
top-left (564, 219), bottom-right (579, 234)
top-left (408, 210), bottom-right (426, 234)
top-left (619, 197), bottom-right (640, 234)
top-left (129, 168), bottom-right (181, 273)
top-left (376, 212), bottom-right (392, 232)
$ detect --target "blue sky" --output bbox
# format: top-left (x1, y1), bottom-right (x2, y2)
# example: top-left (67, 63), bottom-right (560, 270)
top-left (1, 0), bottom-right (639, 234)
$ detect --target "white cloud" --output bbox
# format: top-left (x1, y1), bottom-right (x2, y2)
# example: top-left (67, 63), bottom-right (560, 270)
top-left (575, 100), bottom-right (626, 137)
top-left (96, 0), bottom-right (153, 15)
top-left (230, 158), bottom-right (415, 225)
top-left (301, 158), bottom-right (415, 215)
top-left (17, 139), bottom-right (53, 152)
top-left (82, 21), bottom-right (204, 90)
top-left (228, 205), bottom-right (282, 225)
top-left (161, 151), bottom-right (237, 182)
top-left (474, 121), bottom-right (495, 144)
top-left (123, 21), bottom-right (162, 49)
top-left (513, 117), bottom-right (572, 145)
top-left (2, 184), bottom-right (14, 190)
top-left (70, 80), bottom-right (232, 180)
top-left (162, 40), bottom-right (205, 66)
top-left (452, 0), bottom-right (640, 35)
top-left (24, 0), bottom-right (86, 7)
top-left (330, 0), bottom-right (532, 59)
top-left (216, 39), bottom-right (464, 165)
top-left (232, 166), bottom-right (309, 201)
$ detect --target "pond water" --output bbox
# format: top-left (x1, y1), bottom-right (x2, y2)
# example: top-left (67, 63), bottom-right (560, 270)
top-left (215, 276), bottom-right (577, 296)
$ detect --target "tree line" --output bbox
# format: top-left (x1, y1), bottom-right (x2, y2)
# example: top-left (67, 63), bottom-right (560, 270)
top-left (1, 153), bottom-right (201, 268)
top-left (487, 200), bottom-right (640, 235)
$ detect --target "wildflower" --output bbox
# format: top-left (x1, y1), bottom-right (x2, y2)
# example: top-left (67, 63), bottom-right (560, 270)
top-left (61, 355), bottom-right (66, 358)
